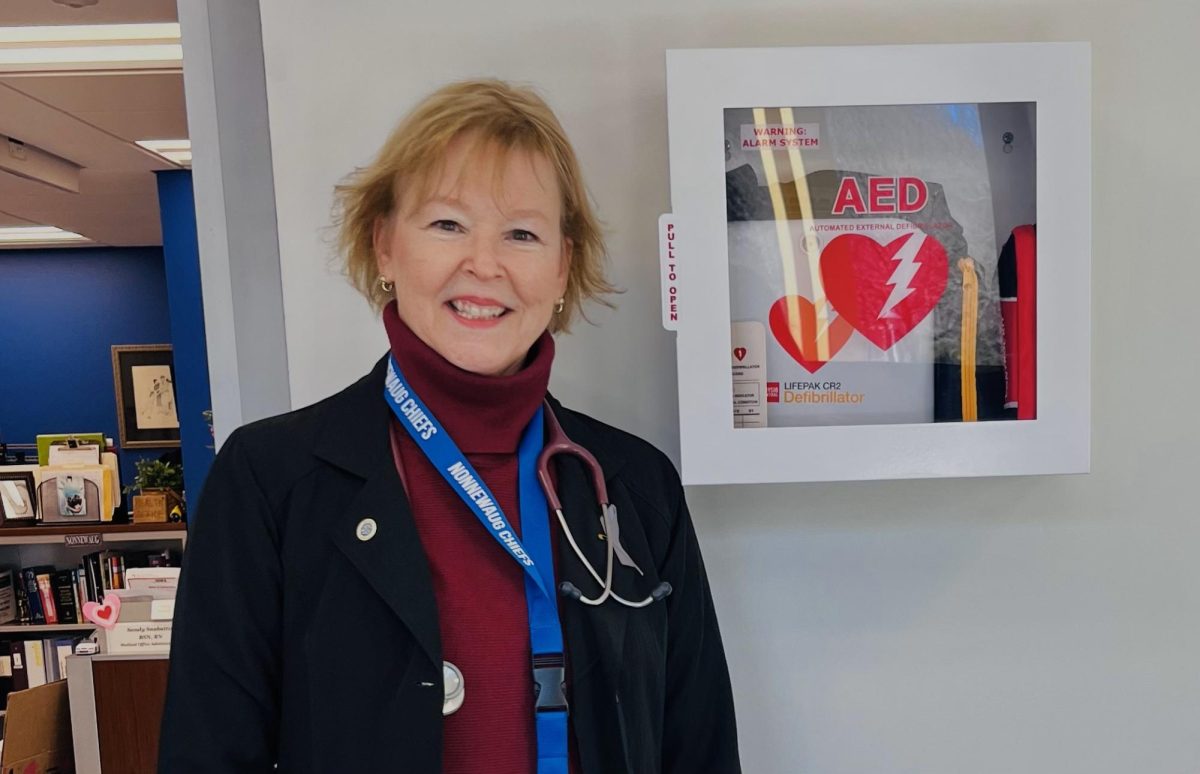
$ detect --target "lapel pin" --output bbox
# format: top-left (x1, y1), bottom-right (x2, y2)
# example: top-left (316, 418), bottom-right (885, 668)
top-left (356, 518), bottom-right (378, 541)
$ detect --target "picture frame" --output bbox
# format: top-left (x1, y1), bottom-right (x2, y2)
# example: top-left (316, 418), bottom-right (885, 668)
top-left (0, 471), bottom-right (39, 525)
top-left (665, 43), bottom-right (1091, 484)
top-left (111, 344), bottom-right (181, 449)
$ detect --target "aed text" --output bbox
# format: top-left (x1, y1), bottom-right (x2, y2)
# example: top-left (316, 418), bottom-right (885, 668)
top-left (832, 176), bottom-right (928, 215)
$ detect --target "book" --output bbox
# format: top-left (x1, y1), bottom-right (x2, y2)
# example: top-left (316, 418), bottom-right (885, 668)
top-left (43, 639), bottom-right (57, 682)
top-left (108, 554), bottom-right (125, 590)
top-left (22, 639), bottom-right (46, 688)
top-left (0, 652), bottom-right (12, 711)
top-left (14, 578), bottom-right (30, 624)
top-left (53, 637), bottom-right (76, 682)
top-left (0, 569), bottom-right (16, 624)
top-left (100, 551), bottom-right (112, 591)
top-left (75, 568), bottom-right (88, 612)
top-left (51, 570), bottom-right (79, 625)
top-left (35, 572), bottom-right (58, 625)
top-left (145, 547), bottom-right (181, 568)
top-left (83, 552), bottom-right (102, 603)
top-left (21, 567), bottom-right (51, 624)
top-left (9, 641), bottom-right (28, 691)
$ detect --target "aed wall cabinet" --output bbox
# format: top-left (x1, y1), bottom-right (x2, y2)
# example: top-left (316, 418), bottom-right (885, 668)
top-left (664, 43), bottom-right (1090, 485)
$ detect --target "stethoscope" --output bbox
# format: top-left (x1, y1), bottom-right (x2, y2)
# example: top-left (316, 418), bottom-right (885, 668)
top-left (536, 400), bottom-right (673, 610)
top-left (442, 402), bottom-right (672, 716)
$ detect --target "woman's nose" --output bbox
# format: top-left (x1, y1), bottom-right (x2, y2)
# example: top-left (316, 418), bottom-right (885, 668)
top-left (462, 234), bottom-right (504, 278)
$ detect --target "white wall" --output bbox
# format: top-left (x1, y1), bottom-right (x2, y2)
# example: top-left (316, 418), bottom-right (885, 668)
top-left (254, 0), bottom-right (1200, 770)
top-left (179, 0), bottom-right (291, 443)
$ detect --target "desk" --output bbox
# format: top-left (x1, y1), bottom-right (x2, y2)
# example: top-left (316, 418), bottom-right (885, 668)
top-left (66, 653), bottom-right (169, 774)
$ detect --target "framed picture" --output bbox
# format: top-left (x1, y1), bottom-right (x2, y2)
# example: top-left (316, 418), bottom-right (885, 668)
top-left (665, 42), bottom-right (1090, 484)
top-left (111, 344), bottom-right (181, 449)
top-left (0, 471), bottom-right (38, 525)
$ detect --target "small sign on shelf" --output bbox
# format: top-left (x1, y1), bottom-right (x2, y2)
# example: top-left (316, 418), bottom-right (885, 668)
top-left (63, 533), bottom-right (103, 547)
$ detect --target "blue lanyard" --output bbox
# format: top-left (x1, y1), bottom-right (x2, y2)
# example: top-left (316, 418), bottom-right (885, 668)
top-left (385, 357), bottom-right (568, 774)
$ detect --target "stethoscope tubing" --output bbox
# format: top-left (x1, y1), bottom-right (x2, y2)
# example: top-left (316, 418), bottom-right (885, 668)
top-left (555, 506), bottom-right (661, 608)
top-left (538, 401), bottom-right (672, 609)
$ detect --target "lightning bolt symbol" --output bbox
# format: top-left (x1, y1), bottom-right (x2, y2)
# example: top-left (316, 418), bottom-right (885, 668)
top-left (879, 233), bottom-right (925, 319)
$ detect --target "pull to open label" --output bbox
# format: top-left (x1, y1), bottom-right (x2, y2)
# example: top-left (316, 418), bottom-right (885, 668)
top-left (659, 214), bottom-right (678, 330)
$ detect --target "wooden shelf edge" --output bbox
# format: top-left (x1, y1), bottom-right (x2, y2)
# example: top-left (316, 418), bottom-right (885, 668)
top-left (0, 623), bottom-right (97, 633)
top-left (0, 523), bottom-right (186, 540)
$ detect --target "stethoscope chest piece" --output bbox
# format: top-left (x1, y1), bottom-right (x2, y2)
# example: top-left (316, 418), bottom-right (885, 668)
top-left (442, 661), bottom-right (465, 716)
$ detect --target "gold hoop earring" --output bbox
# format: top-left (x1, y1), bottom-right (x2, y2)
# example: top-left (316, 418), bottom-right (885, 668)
top-left (378, 276), bottom-right (394, 293)
top-left (554, 298), bottom-right (565, 314)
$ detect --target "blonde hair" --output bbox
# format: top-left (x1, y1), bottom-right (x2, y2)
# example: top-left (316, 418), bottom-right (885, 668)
top-left (333, 79), bottom-right (616, 333)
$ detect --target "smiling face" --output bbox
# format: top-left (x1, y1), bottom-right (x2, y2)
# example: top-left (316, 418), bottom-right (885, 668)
top-left (374, 135), bottom-right (570, 376)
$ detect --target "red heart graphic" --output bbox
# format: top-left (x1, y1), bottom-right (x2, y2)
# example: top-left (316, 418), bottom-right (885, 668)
top-left (768, 296), bottom-right (854, 373)
top-left (819, 232), bottom-right (948, 350)
top-left (733, 347), bottom-right (747, 362)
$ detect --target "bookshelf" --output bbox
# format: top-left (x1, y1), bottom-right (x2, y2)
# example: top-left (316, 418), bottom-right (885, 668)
top-left (0, 522), bottom-right (186, 631)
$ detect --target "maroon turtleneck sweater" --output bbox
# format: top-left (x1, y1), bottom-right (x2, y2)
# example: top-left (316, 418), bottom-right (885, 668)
top-left (383, 303), bottom-right (579, 774)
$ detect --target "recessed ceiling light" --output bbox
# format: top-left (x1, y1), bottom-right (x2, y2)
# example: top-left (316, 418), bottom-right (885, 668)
top-left (137, 139), bottom-right (191, 166)
top-left (0, 23), bottom-right (182, 73)
top-left (0, 225), bottom-right (90, 245)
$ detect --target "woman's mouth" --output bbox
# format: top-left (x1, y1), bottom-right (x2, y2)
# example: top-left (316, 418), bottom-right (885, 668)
top-left (448, 298), bottom-right (510, 322)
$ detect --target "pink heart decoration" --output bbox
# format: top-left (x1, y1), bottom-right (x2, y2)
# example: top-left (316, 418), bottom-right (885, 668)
top-left (83, 593), bottom-right (122, 630)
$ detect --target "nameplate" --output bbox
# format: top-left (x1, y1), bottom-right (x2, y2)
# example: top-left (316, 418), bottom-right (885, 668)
top-left (64, 534), bottom-right (103, 547)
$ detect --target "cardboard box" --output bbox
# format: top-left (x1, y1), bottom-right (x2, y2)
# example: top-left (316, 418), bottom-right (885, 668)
top-left (0, 681), bottom-right (74, 773)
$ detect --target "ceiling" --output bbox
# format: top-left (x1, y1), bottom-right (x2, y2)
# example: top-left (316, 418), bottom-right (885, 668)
top-left (0, 0), bottom-right (185, 248)
top-left (0, 0), bottom-right (177, 26)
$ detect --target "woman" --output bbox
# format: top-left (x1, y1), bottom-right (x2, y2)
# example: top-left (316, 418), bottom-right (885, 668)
top-left (159, 80), bottom-right (740, 773)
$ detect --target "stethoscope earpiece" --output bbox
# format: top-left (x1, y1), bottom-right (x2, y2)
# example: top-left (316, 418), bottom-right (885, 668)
top-left (555, 507), bottom-right (673, 609)
top-left (559, 580), bottom-right (671, 605)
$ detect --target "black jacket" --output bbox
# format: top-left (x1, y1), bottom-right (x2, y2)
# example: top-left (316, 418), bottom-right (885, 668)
top-left (159, 355), bottom-right (740, 773)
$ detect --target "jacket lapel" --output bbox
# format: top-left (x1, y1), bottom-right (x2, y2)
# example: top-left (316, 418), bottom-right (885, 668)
top-left (315, 356), bottom-right (441, 668)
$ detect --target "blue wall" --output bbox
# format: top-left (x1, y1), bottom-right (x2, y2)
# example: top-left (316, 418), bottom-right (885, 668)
top-left (0, 246), bottom-right (176, 495)
top-left (157, 170), bottom-right (216, 515)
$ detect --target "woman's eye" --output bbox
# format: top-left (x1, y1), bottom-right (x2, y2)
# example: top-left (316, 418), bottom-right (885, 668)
top-left (511, 229), bottom-right (540, 243)
top-left (431, 219), bottom-right (463, 233)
